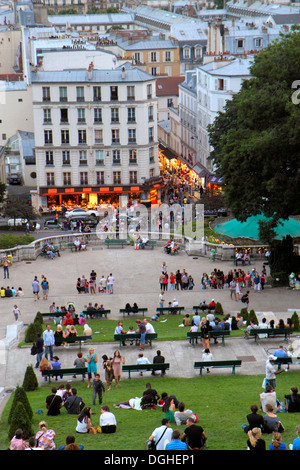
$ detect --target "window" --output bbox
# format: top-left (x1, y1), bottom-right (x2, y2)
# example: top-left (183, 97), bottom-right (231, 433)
top-left (150, 52), bottom-right (157, 62)
top-left (217, 79), bottom-right (224, 91)
top-left (94, 108), bottom-right (102, 123)
top-left (129, 171), bottom-right (137, 184)
top-left (148, 127), bottom-right (154, 143)
top-left (42, 87), bottom-right (50, 102)
top-left (113, 171), bottom-right (121, 184)
top-left (151, 67), bottom-right (157, 76)
top-left (110, 86), bottom-right (118, 101)
top-left (93, 86), bottom-right (101, 102)
top-left (134, 52), bottom-right (140, 64)
top-left (77, 108), bottom-right (85, 123)
top-left (112, 150), bottom-right (120, 164)
top-left (237, 39), bottom-right (244, 49)
top-left (127, 86), bottom-right (135, 100)
top-left (128, 128), bottom-right (136, 143)
top-left (61, 129), bottom-right (69, 144)
top-left (127, 107), bottom-right (136, 122)
top-left (79, 150), bottom-right (87, 165)
top-left (111, 129), bottom-right (120, 144)
top-left (149, 147), bottom-right (155, 163)
top-left (78, 129), bottom-right (87, 144)
top-left (148, 106), bottom-right (154, 121)
top-left (167, 98), bottom-right (173, 108)
top-left (96, 171), bottom-right (104, 185)
top-left (149, 168), bottom-right (155, 178)
top-left (255, 38), bottom-right (262, 48)
top-left (95, 150), bottom-right (104, 165)
top-left (44, 130), bottom-right (52, 145)
top-left (43, 109), bottom-right (51, 123)
top-left (94, 129), bottom-right (103, 144)
top-left (129, 149), bottom-right (137, 164)
top-left (147, 84), bottom-right (152, 99)
top-left (59, 87), bottom-right (68, 102)
top-left (165, 51), bottom-right (171, 62)
top-left (195, 47), bottom-right (202, 59)
top-left (60, 108), bottom-right (68, 123)
top-left (76, 86), bottom-right (85, 102)
top-left (46, 172), bottom-right (55, 186)
top-left (62, 150), bottom-right (70, 165)
top-left (183, 47), bottom-right (190, 59)
top-left (80, 172), bottom-right (88, 185)
top-left (45, 151), bottom-right (53, 165)
top-left (111, 108), bottom-right (119, 123)
top-left (63, 172), bottom-right (71, 186)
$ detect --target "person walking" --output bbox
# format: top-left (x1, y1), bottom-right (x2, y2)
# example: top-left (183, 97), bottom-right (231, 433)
top-left (32, 276), bottom-right (40, 301)
top-left (2, 256), bottom-right (11, 279)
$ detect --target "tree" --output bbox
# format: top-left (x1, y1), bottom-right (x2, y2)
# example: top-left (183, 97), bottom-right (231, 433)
top-left (8, 401), bottom-right (33, 440)
top-left (3, 195), bottom-right (37, 227)
top-left (208, 29), bottom-right (300, 233)
top-left (8, 386), bottom-right (33, 424)
top-left (23, 365), bottom-right (39, 392)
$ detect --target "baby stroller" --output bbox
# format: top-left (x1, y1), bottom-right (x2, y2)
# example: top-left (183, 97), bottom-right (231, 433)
top-left (67, 302), bottom-right (76, 319)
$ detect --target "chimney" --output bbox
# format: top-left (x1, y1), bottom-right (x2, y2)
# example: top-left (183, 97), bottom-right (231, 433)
top-left (121, 66), bottom-right (126, 79)
top-left (88, 61), bottom-right (94, 80)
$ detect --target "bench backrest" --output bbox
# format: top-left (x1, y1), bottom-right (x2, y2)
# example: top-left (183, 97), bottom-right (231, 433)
top-left (249, 328), bottom-right (294, 335)
top-left (55, 335), bottom-right (92, 344)
top-left (119, 308), bottom-right (148, 312)
top-left (42, 367), bottom-right (87, 375)
top-left (122, 363), bottom-right (169, 371)
top-left (114, 333), bottom-right (157, 340)
top-left (194, 360), bottom-right (242, 367)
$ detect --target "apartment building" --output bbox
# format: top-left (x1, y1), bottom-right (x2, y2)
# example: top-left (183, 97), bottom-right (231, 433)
top-left (31, 64), bottom-right (163, 209)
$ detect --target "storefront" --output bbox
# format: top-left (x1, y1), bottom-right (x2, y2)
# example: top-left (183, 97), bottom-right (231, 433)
top-left (158, 144), bottom-right (206, 196)
top-left (38, 181), bottom-right (164, 212)
top-left (205, 175), bottom-right (224, 196)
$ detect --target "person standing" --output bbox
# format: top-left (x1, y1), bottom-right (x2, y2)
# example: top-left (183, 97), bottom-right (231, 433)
top-left (13, 304), bottom-right (21, 321)
top-left (32, 276), bottom-right (40, 301)
top-left (2, 256), bottom-right (11, 279)
top-left (92, 373), bottom-right (105, 407)
top-left (43, 324), bottom-right (55, 361)
top-left (35, 333), bottom-right (44, 369)
top-left (112, 350), bottom-right (125, 386)
top-left (265, 355), bottom-right (285, 390)
top-left (86, 348), bottom-right (98, 388)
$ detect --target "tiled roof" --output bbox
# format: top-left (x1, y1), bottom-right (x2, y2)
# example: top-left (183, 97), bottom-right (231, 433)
top-left (156, 76), bottom-right (185, 96)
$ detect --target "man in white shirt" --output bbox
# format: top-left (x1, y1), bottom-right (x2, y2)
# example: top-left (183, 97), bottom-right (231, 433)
top-left (136, 352), bottom-right (150, 376)
top-left (74, 238), bottom-right (81, 251)
top-left (144, 319), bottom-right (156, 334)
top-left (265, 355), bottom-right (285, 390)
top-left (148, 419), bottom-right (173, 451)
top-left (100, 405), bottom-right (117, 433)
top-left (107, 273), bottom-right (114, 294)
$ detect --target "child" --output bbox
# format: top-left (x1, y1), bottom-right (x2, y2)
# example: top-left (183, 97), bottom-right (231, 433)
top-left (202, 348), bottom-right (213, 373)
top-left (73, 352), bottom-right (87, 378)
top-left (127, 326), bottom-right (135, 346)
top-left (92, 373), bottom-right (105, 406)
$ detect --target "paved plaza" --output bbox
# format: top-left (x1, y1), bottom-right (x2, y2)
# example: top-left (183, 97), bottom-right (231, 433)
top-left (0, 243), bottom-right (299, 409)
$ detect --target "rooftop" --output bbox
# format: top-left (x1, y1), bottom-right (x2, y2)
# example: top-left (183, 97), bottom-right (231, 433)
top-left (156, 76), bottom-right (185, 96)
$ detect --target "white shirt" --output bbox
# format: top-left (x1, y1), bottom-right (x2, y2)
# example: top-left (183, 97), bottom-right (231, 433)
top-left (100, 411), bottom-right (117, 427)
top-left (266, 360), bottom-right (276, 380)
top-left (152, 425), bottom-right (173, 451)
top-left (145, 323), bottom-right (155, 334)
top-left (136, 357), bottom-right (150, 365)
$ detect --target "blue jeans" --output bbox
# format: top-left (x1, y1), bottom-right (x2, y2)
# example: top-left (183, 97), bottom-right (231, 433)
top-left (3, 266), bottom-right (9, 279)
top-left (44, 345), bottom-right (53, 361)
top-left (35, 352), bottom-right (43, 368)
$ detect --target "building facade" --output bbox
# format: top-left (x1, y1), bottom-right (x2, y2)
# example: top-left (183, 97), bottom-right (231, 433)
top-left (31, 65), bottom-right (162, 209)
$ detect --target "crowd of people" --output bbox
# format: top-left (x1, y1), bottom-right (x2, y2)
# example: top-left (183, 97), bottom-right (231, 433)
top-left (201, 266), bottom-right (267, 296)
top-left (159, 263), bottom-right (195, 292)
top-left (75, 271), bottom-right (114, 295)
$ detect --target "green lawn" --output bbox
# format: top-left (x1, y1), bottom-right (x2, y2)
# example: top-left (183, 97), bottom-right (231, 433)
top-left (1, 371), bottom-right (299, 451)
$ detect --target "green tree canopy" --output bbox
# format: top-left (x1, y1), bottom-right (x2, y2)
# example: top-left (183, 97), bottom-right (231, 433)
top-left (208, 29), bottom-right (300, 228)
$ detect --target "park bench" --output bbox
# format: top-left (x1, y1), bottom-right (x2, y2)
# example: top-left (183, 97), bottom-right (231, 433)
top-left (105, 239), bottom-right (127, 248)
top-left (42, 367), bottom-right (87, 384)
top-left (193, 305), bottom-right (216, 314)
top-left (187, 330), bottom-right (230, 347)
top-left (82, 309), bottom-right (111, 319)
top-left (114, 333), bottom-right (157, 349)
top-left (41, 312), bottom-right (64, 320)
top-left (122, 363), bottom-right (169, 379)
top-left (156, 306), bottom-right (185, 315)
top-left (230, 255), bottom-right (253, 265)
top-left (249, 327), bottom-right (294, 343)
top-left (139, 240), bottom-right (157, 250)
top-left (68, 240), bottom-right (89, 252)
top-left (273, 356), bottom-right (300, 370)
top-left (119, 307), bottom-right (148, 318)
top-left (54, 335), bottom-right (92, 351)
top-left (194, 360), bottom-right (242, 376)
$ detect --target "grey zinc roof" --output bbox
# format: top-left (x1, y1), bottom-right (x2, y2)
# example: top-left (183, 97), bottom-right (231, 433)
top-left (48, 13), bottom-right (134, 26)
top-left (31, 67), bottom-right (154, 83)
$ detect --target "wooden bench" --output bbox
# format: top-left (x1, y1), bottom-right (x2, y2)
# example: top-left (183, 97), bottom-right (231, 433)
top-left (54, 335), bottom-right (92, 351)
top-left (114, 333), bottom-right (157, 349)
top-left (119, 307), bottom-right (148, 318)
top-left (42, 367), bottom-right (87, 383)
top-left (142, 240), bottom-right (156, 250)
top-left (156, 306), bottom-right (185, 315)
top-left (82, 309), bottom-right (111, 319)
top-left (187, 330), bottom-right (230, 347)
top-left (230, 255), bottom-right (253, 265)
top-left (194, 360), bottom-right (242, 376)
top-left (41, 312), bottom-right (64, 320)
top-left (68, 241), bottom-right (89, 252)
top-left (249, 327), bottom-right (294, 343)
top-left (193, 305), bottom-right (215, 313)
top-left (105, 239), bottom-right (127, 248)
top-left (122, 363), bottom-right (169, 379)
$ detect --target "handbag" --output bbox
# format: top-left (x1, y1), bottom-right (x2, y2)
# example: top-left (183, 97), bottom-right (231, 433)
top-left (146, 426), bottom-right (167, 451)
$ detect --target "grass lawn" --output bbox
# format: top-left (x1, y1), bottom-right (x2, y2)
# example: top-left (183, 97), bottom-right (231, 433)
top-left (1, 371), bottom-right (299, 451)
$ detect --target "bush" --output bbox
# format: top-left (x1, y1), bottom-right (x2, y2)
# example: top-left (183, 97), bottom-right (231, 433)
top-left (240, 308), bottom-right (249, 323)
top-left (8, 401), bottom-right (33, 440)
top-left (270, 272), bottom-right (289, 287)
top-left (22, 365), bottom-right (39, 392)
top-left (214, 302), bottom-right (224, 315)
top-left (24, 323), bottom-right (37, 343)
top-left (8, 386), bottom-right (33, 424)
top-left (291, 312), bottom-right (300, 332)
top-left (34, 312), bottom-right (44, 325)
top-left (248, 309), bottom-right (258, 326)
top-left (0, 233), bottom-right (35, 249)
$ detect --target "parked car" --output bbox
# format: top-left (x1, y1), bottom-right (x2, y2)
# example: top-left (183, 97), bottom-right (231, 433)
top-left (44, 219), bottom-right (63, 230)
top-left (68, 216), bottom-right (99, 230)
top-left (65, 208), bottom-right (99, 218)
top-left (7, 218), bottom-right (40, 230)
top-left (7, 173), bottom-right (22, 185)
